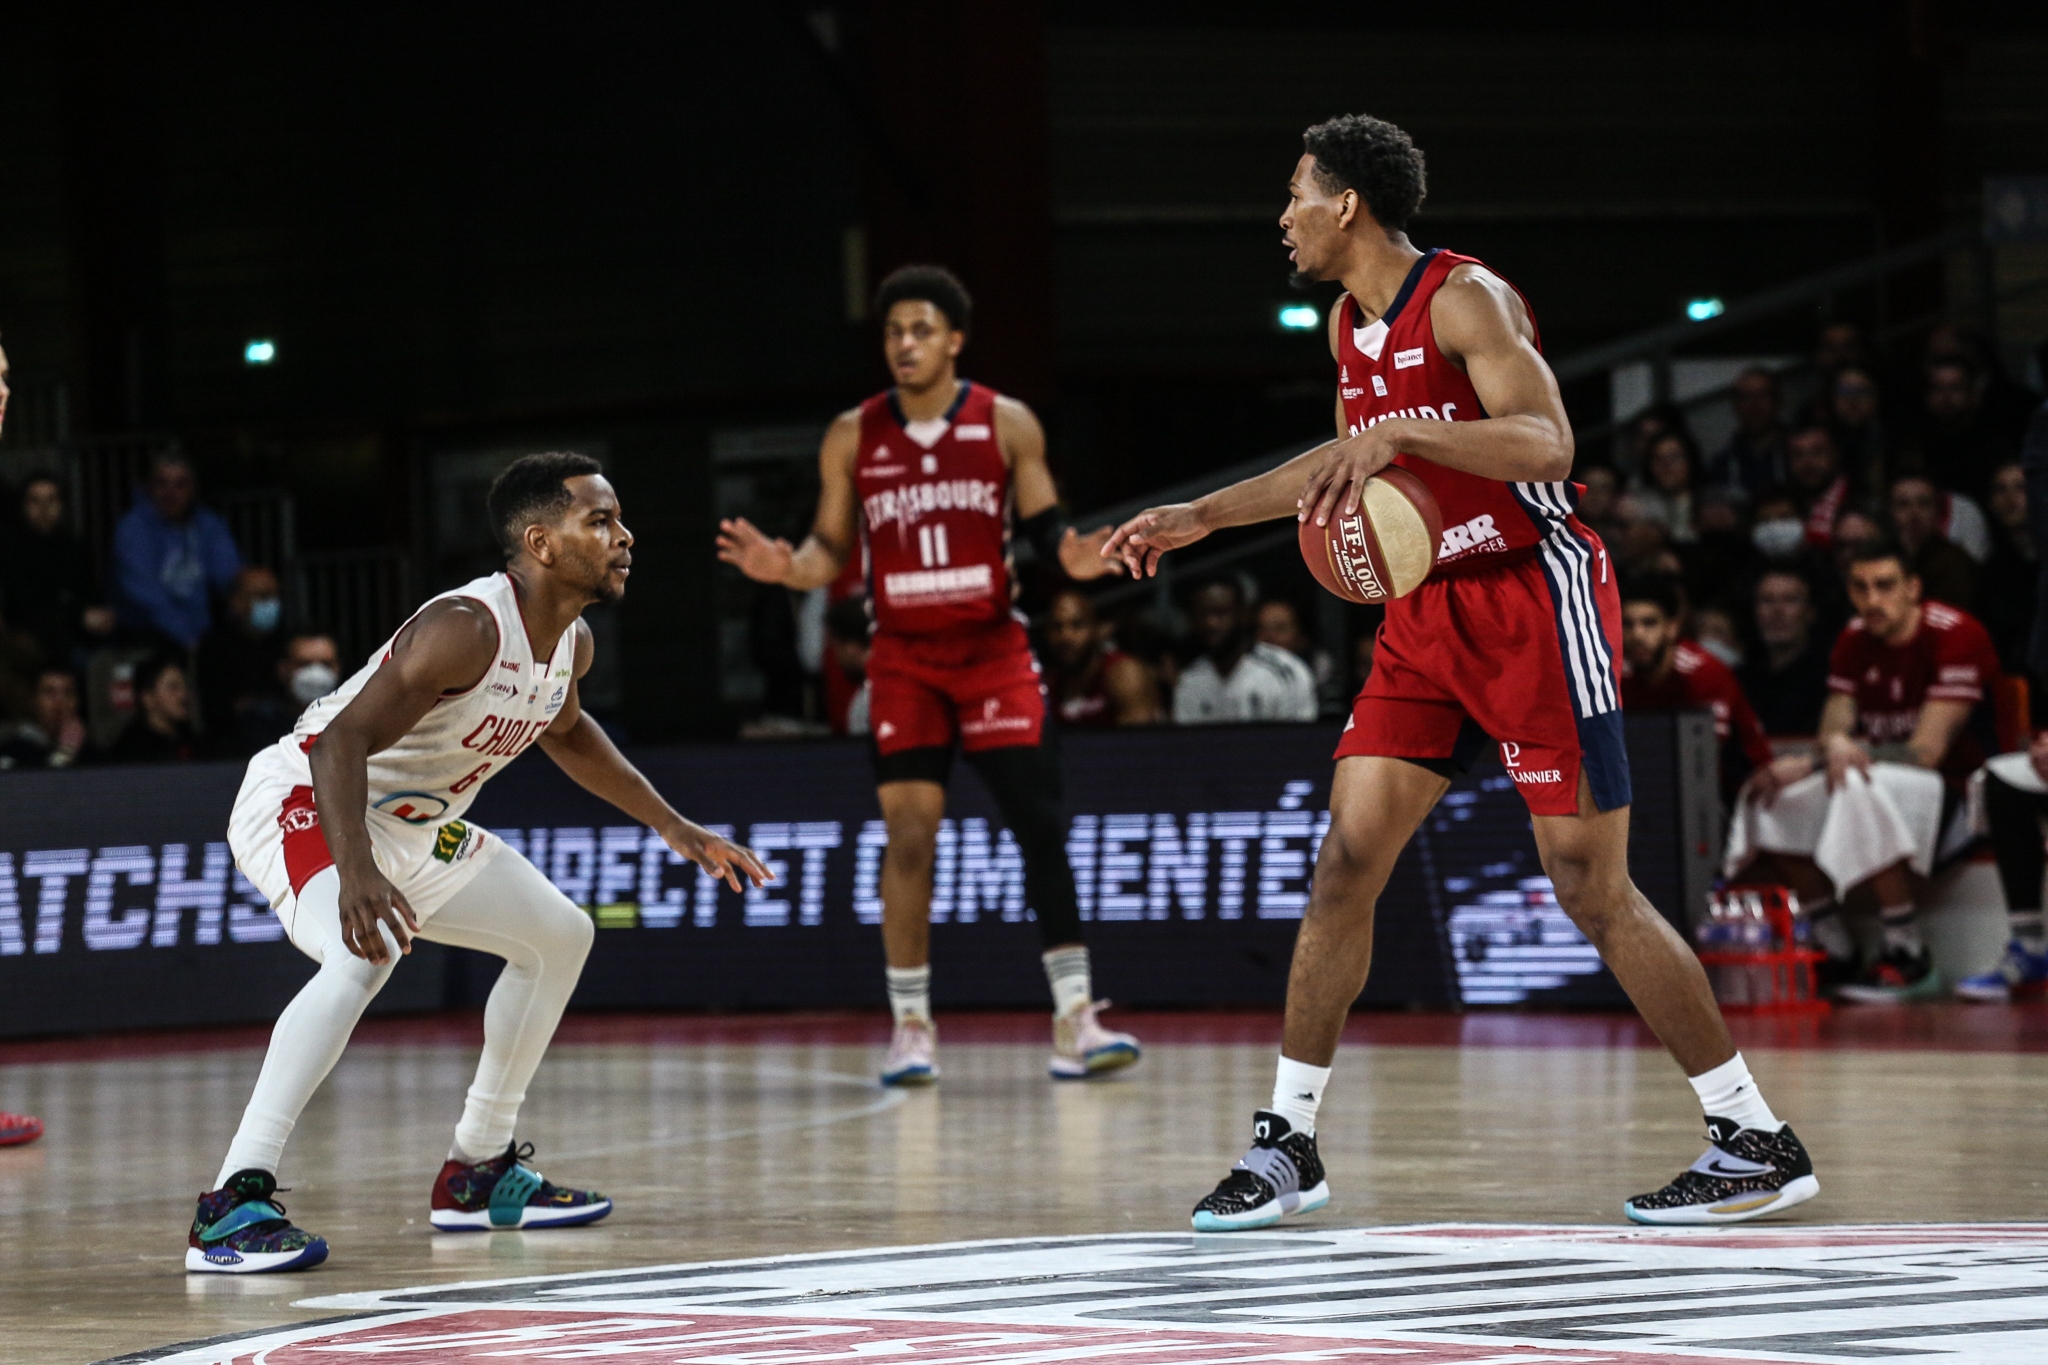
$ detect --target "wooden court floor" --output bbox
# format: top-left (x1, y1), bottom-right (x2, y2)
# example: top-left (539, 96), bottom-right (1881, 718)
top-left (2, 1007), bottom-right (2046, 1363)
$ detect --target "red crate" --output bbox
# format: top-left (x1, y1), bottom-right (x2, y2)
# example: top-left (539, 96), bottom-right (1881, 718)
top-left (1696, 884), bottom-right (1830, 1015)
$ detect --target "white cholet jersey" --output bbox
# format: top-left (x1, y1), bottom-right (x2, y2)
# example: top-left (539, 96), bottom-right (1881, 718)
top-left (263, 572), bottom-right (577, 829)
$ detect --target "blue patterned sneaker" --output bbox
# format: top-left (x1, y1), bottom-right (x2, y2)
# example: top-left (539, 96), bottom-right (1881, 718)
top-left (1191, 1110), bottom-right (1330, 1231)
top-left (430, 1141), bottom-right (611, 1231)
top-left (1956, 940), bottom-right (2048, 1003)
top-left (186, 1169), bottom-right (329, 1273)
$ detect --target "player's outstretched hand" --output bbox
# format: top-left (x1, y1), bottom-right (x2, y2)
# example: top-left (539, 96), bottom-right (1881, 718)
top-left (1058, 524), bottom-right (1125, 581)
top-left (1102, 502), bottom-right (1210, 579)
top-left (337, 865), bottom-right (419, 964)
top-left (715, 517), bottom-right (795, 585)
top-left (1299, 425), bottom-right (1399, 528)
top-left (666, 820), bottom-right (774, 893)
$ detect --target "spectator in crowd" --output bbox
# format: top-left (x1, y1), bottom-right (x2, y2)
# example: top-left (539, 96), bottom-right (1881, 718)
top-left (1173, 579), bottom-right (1316, 724)
top-left (1889, 474), bottom-right (1979, 610)
top-left (1915, 357), bottom-right (2013, 502)
top-left (1619, 575), bottom-right (1772, 799)
top-left (0, 597), bottom-right (44, 721)
top-left (1785, 425), bottom-right (1850, 547)
top-left (1814, 320), bottom-right (1869, 383)
top-left (1575, 463), bottom-right (1624, 546)
top-left (1923, 324), bottom-right (2039, 451)
top-left (1707, 366), bottom-right (1789, 499)
top-left (1727, 542), bottom-right (2001, 1003)
top-left (0, 667), bottom-right (87, 769)
top-left (1748, 487), bottom-right (1807, 562)
top-left (112, 452), bottom-right (242, 651)
top-left (822, 594), bottom-right (871, 736)
top-left (1254, 597), bottom-right (1344, 717)
top-left (1617, 401), bottom-right (1689, 482)
top-left (279, 630), bottom-right (341, 709)
top-left (1041, 587), bottom-right (1161, 728)
top-left (1628, 430), bottom-right (1702, 543)
top-left (1961, 733), bottom-right (2048, 1002)
top-left (102, 654), bottom-right (201, 763)
top-left (1829, 365), bottom-right (1890, 502)
top-left (1821, 505), bottom-right (1884, 632)
top-left (1692, 601), bottom-right (1746, 671)
top-left (1980, 461), bottom-right (2037, 672)
top-left (1681, 486), bottom-right (1756, 606)
top-left (197, 565), bottom-right (289, 755)
top-left (0, 472), bottom-right (115, 666)
top-left (1737, 568), bottom-right (1831, 736)
top-left (1352, 630), bottom-right (1378, 694)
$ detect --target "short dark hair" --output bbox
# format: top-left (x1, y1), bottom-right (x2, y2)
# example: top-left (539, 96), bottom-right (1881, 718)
top-left (486, 451), bottom-right (604, 558)
top-left (134, 653), bottom-right (184, 696)
top-left (1756, 565), bottom-right (1813, 599)
top-left (1302, 114), bottom-right (1427, 231)
top-left (1619, 574), bottom-right (1684, 620)
top-left (1846, 538), bottom-right (1913, 575)
top-left (873, 265), bottom-right (972, 333)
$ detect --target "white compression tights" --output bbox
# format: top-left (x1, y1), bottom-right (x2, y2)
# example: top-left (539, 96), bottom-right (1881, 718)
top-left (215, 847), bottom-right (594, 1187)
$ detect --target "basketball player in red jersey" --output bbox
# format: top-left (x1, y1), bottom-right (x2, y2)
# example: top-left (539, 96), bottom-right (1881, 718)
top-left (718, 266), bottom-right (1142, 1085)
top-left (1108, 115), bottom-right (1815, 1228)
top-left (1619, 575), bottom-right (1774, 802)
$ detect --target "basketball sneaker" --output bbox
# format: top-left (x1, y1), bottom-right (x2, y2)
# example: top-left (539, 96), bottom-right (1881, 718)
top-left (1623, 1117), bottom-right (1819, 1225)
top-left (880, 1017), bottom-right (938, 1086)
top-left (1955, 940), bottom-right (2048, 1003)
top-left (430, 1141), bottom-right (611, 1231)
top-left (1191, 1110), bottom-right (1330, 1231)
top-left (1836, 945), bottom-right (1940, 1004)
top-left (0, 1111), bottom-right (42, 1146)
top-left (1049, 999), bottom-right (1141, 1080)
top-left (185, 1169), bottom-right (329, 1273)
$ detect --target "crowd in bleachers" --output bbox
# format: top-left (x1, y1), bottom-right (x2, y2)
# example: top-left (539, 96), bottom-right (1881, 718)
top-left (0, 452), bottom-right (340, 768)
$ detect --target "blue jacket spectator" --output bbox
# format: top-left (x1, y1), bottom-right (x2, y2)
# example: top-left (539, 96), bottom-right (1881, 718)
top-left (113, 454), bottom-right (242, 648)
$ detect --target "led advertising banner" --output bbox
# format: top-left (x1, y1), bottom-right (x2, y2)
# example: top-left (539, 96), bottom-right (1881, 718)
top-left (0, 717), bottom-right (1714, 1038)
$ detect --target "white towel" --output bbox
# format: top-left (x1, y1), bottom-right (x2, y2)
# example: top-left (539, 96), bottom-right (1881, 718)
top-left (1725, 762), bottom-right (1946, 894)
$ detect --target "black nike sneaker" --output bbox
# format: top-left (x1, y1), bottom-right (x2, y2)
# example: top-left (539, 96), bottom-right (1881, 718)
top-left (1623, 1116), bottom-right (1819, 1225)
top-left (1191, 1110), bottom-right (1330, 1231)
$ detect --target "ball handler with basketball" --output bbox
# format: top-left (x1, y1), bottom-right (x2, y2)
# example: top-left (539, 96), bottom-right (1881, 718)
top-left (1106, 114), bottom-right (1816, 1228)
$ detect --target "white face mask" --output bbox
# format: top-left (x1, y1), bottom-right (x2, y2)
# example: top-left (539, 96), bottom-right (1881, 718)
top-left (1752, 518), bottom-right (1806, 559)
top-left (1697, 636), bottom-right (1744, 670)
top-left (290, 662), bottom-right (340, 705)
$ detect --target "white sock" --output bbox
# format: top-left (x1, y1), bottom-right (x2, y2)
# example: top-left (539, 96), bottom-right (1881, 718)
top-left (2010, 910), bottom-right (2045, 950)
top-left (886, 965), bottom-right (931, 1024)
top-left (448, 1140), bottom-right (485, 1165)
top-left (1879, 903), bottom-right (1923, 955)
top-left (1269, 1056), bottom-right (1332, 1136)
top-left (1688, 1052), bottom-right (1782, 1133)
top-left (1042, 945), bottom-right (1092, 1017)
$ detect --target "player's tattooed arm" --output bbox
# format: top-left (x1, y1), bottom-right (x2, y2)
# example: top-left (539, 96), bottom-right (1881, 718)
top-left (1297, 265), bottom-right (1574, 528)
top-left (716, 409), bottom-right (861, 590)
top-left (536, 620), bottom-right (772, 891)
top-left (1000, 396), bottom-right (1122, 581)
top-left (309, 598), bottom-right (499, 964)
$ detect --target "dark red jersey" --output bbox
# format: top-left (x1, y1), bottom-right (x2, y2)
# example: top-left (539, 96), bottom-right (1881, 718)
top-left (1335, 249), bottom-right (1587, 575)
top-left (1054, 648), bottom-right (1136, 729)
top-left (1623, 640), bottom-right (1774, 772)
top-left (1828, 601), bottom-right (2001, 785)
top-left (854, 381), bottom-right (1015, 638)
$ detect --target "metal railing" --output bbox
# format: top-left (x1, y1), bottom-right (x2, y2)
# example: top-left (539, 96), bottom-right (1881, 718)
top-left (296, 548), bottom-right (412, 664)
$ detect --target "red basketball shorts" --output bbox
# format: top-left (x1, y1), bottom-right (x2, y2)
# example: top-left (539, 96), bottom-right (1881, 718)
top-left (1336, 528), bottom-right (1630, 817)
top-left (867, 618), bottom-right (1046, 756)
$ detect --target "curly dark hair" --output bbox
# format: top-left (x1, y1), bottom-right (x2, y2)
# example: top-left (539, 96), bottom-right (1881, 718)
top-left (873, 264), bottom-right (972, 333)
top-left (486, 451), bottom-right (604, 558)
top-left (1302, 114), bottom-right (1427, 231)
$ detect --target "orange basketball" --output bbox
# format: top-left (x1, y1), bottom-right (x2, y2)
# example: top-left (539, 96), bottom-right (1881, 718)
top-left (1298, 465), bottom-right (1444, 604)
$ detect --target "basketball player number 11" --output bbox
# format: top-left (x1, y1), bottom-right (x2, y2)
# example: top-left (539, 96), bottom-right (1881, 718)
top-left (918, 524), bottom-right (950, 568)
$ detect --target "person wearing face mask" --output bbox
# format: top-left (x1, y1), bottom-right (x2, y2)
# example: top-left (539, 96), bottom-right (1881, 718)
top-left (281, 633), bottom-right (341, 706)
top-left (198, 566), bottom-right (292, 757)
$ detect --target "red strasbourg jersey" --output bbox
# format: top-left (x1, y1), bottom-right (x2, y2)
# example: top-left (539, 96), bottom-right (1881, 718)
top-left (1335, 249), bottom-right (1586, 574)
top-left (855, 381), bottom-right (1015, 637)
top-left (1829, 601), bottom-right (2002, 786)
top-left (1622, 641), bottom-right (1774, 772)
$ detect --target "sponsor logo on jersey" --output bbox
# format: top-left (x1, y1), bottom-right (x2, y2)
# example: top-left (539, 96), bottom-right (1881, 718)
top-left (432, 819), bottom-right (480, 865)
top-left (961, 695), bottom-right (1034, 737)
top-left (921, 455), bottom-right (940, 475)
top-left (1439, 512), bottom-right (1507, 559)
top-left (954, 423), bottom-right (991, 441)
top-left (1394, 346), bottom-right (1425, 369)
top-left (279, 805), bottom-right (320, 835)
top-left (499, 660), bottom-right (519, 671)
top-left (1355, 402), bottom-right (1459, 432)
top-left (862, 479), bottom-right (1003, 536)
top-left (1341, 385), bottom-right (1365, 400)
top-left (1371, 374), bottom-right (1388, 396)
top-left (373, 792), bottom-right (450, 824)
top-left (488, 681), bottom-right (518, 698)
top-left (549, 685), bottom-right (566, 707)
top-left (461, 715), bottom-right (551, 759)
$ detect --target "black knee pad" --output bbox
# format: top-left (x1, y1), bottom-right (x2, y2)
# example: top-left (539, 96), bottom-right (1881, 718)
top-left (964, 744), bottom-right (1082, 947)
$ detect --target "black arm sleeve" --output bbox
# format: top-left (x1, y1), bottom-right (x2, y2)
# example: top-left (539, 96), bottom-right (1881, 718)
top-left (1017, 505), bottom-right (1070, 564)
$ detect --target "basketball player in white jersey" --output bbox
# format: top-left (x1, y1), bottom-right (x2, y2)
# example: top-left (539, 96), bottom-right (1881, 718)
top-left (188, 453), bottom-right (769, 1273)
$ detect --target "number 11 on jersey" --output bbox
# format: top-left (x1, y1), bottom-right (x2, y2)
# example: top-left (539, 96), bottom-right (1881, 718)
top-left (917, 523), bottom-right (950, 568)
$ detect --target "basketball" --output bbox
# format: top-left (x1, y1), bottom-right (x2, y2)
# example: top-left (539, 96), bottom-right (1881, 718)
top-left (1297, 465), bottom-right (1444, 604)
